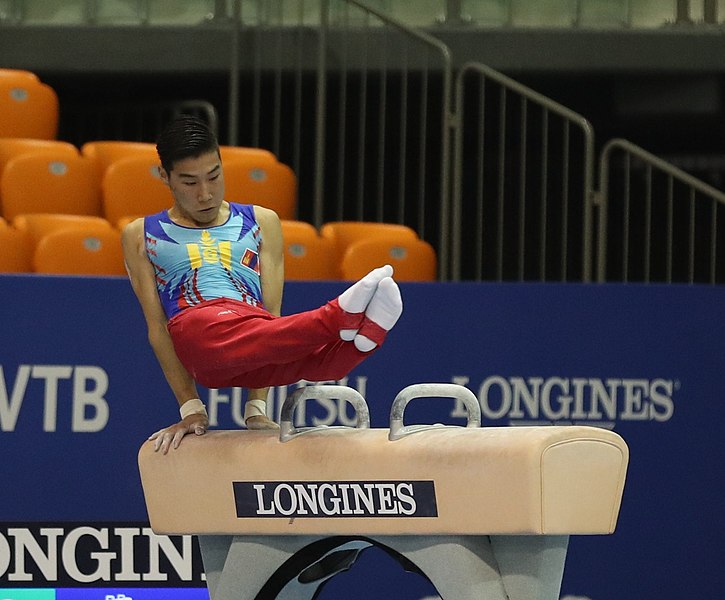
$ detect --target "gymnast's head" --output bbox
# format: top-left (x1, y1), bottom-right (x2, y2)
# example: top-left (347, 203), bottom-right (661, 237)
top-left (156, 115), bottom-right (220, 174)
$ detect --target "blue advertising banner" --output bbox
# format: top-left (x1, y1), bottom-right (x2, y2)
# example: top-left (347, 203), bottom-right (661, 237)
top-left (1, 275), bottom-right (723, 599)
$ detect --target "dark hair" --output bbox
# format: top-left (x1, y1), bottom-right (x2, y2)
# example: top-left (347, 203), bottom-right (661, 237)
top-left (156, 115), bottom-right (219, 173)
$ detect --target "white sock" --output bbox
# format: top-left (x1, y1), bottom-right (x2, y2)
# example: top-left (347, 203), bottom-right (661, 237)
top-left (338, 264), bottom-right (393, 340)
top-left (354, 277), bottom-right (402, 352)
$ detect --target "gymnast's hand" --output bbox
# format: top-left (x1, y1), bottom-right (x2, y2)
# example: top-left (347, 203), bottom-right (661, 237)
top-left (148, 413), bottom-right (209, 455)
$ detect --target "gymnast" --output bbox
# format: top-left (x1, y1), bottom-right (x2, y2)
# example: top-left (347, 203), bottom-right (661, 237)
top-left (121, 116), bottom-right (402, 454)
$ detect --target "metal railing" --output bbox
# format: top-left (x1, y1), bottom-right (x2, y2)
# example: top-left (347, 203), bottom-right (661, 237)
top-left (597, 138), bottom-right (725, 284)
top-left (225, 0), bottom-right (454, 276)
top-left (317, 0), bottom-right (454, 277)
top-left (451, 62), bottom-right (597, 282)
top-left (226, 0), bottom-right (602, 282)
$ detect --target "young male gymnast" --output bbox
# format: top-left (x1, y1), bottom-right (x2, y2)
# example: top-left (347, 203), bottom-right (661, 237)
top-left (121, 116), bottom-right (402, 454)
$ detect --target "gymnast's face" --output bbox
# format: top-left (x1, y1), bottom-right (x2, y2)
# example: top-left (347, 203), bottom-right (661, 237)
top-left (161, 150), bottom-right (226, 227)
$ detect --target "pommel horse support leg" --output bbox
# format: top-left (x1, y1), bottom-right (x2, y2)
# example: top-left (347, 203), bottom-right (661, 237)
top-left (138, 384), bottom-right (629, 600)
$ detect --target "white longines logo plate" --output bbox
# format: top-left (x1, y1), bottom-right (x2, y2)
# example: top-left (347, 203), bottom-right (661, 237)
top-left (233, 481), bottom-right (438, 518)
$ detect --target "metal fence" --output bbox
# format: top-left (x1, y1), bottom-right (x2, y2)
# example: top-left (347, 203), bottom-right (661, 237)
top-left (225, 0), bottom-right (601, 282)
top-left (226, 0), bottom-right (454, 276)
top-left (597, 138), bottom-right (725, 284)
top-left (451, 62), bottom-right (597, 282)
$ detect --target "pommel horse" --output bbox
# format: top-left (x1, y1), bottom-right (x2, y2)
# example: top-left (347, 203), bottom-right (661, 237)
top-left (138, 384), bottom-right (629, 600)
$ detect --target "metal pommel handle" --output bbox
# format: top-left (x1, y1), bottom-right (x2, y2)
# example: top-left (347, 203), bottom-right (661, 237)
top-left (279, 385), bottom-right (370, 442)
top-left (389, 383), bottom-right (481, 441)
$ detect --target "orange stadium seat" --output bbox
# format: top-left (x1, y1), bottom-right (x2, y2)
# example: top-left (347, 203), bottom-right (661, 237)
top-left (101, 155), bottom-right (172, 227)
top-left (81, 140), bottom-right (158, 176)
top-left (1, 153), bottom-right (102, 220)
top-left (0, 78), bottom-right (59, 139)
top-left (320, 221), bottom-right (419, 253)
top-left (0, 224), bottom-right (32, 272)
top-left (12, 213), bottom-right (112, 249)
top-left (223, 157), bottom-right (297, 220)
top-left (33, 228), bottom-right (126, 276)
top-left (280, 220), bottom-right (337, 280)
top-left (320, 221), bottom-right (420, 277)
top-left (0, 138), bottom-right (79, 182)
top-left (340, 237), bottom-right (437, 281)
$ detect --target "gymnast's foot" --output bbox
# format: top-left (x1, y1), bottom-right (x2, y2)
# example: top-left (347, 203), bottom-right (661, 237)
top-left (337, 264), bottom-right (394, 341)
top-left (354, 276), bottom-right (402, 352)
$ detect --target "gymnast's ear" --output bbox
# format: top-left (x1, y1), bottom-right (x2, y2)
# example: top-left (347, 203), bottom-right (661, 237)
top-left (157, 165), bottom-right (170, 186)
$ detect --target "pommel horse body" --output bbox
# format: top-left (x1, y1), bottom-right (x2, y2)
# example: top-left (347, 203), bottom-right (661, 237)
top-left (138, 384), bottom-right (629, 600)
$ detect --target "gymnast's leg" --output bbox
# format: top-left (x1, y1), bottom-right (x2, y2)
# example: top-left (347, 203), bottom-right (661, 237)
top-left (228, 276), bottom-right (403, 388)
top-left (167, 267), bottom-right (401, 388)
top-left (240, 266), bottom-right (394, 430)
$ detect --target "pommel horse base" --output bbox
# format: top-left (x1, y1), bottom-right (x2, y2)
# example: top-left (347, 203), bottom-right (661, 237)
top-left (138, 384), bottom-right (629, 600)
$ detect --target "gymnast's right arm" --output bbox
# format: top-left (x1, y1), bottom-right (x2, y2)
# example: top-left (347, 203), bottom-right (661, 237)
top-left (121, 218), bottom-right (208, 454)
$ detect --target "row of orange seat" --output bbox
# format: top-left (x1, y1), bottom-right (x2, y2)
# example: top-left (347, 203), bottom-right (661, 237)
top-left (0, 216), bottom-right (437, 280)
top-left (283, 220), bottom-right (437, 281)
top-left (0, 215), bottom-right (126, 275)
top-left (0, 138), bottom-right (297, 225)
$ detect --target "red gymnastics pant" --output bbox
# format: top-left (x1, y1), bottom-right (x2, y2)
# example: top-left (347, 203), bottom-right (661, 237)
top-left (167, 297), bottom-right (383, 389)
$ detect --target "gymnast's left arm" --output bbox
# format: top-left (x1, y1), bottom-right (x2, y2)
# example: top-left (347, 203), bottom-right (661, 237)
top-left (247, 205), bottom-right (285, 412)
